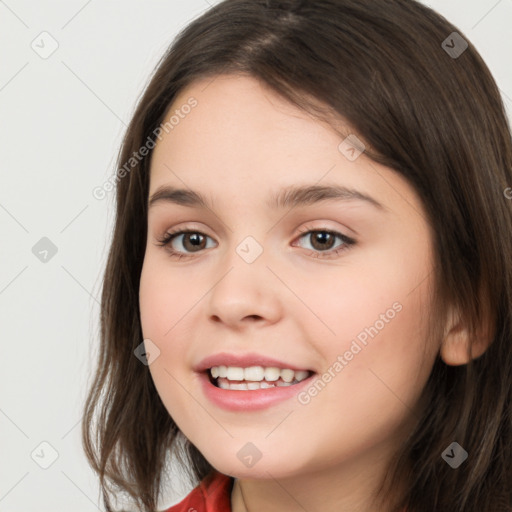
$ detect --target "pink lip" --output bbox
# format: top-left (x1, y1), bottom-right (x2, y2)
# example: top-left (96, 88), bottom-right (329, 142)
top-left (193, 352), bottom-right (316, 412)
top-left (196, 371), bottom-right (316, 412)
top-left (193, 351), bottom-right (313, 373)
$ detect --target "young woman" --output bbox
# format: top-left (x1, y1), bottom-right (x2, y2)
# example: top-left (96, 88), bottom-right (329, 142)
top-left (82, 1), bottom-right (512, 511)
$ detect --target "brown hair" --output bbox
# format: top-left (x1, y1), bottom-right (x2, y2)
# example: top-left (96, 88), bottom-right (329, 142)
top-left (82, 1), bottom-right (512, 510)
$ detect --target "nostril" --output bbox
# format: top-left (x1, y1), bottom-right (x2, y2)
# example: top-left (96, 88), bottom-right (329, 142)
top-left (245, 315), bottom-right (262, 321)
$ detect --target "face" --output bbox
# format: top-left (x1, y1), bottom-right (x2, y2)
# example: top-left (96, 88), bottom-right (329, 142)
top-left (139, 74), bottom-right (438, 481)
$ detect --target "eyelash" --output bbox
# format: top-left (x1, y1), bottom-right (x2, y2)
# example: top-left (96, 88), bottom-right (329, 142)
top-left (155, 224), bottom-right (356, 260)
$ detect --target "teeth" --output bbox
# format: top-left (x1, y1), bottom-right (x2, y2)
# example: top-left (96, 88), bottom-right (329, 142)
top-left (215, 377), bottom-right (296, 391)
top-left (244, 366), bottom-right (265, 381)
top-left (208, 365), bottom-right (311, 389)
top-left (226, 367), bottom-right (244, 380)
top-left (264, 367), bottom-right (281, 381)
top-left (281, 369), bottom-right (295, 383)
top-left (218, 379), bottom-right (230, 390)
top-left (294, 370), bottom-right (309, 381)
top-left (229, 382), bottom-right (248, 390)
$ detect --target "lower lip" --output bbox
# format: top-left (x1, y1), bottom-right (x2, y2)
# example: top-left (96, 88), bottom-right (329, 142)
top-left (197, 371), bottom-right (316, 411)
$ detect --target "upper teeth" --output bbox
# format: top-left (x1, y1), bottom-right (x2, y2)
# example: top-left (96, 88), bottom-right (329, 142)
top-left (210, 366), bottom-right (310, 383)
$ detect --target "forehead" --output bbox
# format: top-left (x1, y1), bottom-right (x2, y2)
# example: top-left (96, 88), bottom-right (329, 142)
top-left (166, 75), bottom-right (340, 148)
top-left (147, 74), bottom-right (424, 222)
top-left (151, 75), bottom-right (363, 181)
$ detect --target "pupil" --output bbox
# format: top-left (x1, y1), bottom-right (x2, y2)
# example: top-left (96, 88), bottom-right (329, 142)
top-left (185, 233), bottom-right (205, 251)
top-left (312, 232), bottom-right (333, 250)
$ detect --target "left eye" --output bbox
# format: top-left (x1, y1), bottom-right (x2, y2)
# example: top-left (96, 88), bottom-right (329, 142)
top-left (294, 229), bottom-right (354, 256)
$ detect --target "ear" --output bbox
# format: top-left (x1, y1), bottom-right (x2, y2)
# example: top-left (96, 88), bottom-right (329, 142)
top-left (439, 305), bottom-right (493, 366)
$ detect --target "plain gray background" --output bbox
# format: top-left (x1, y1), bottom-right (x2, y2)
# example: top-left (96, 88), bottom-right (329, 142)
top-left (1, 0), bottom-right (511, 510)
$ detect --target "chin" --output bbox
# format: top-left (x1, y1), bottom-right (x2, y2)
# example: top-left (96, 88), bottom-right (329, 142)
top-left (202, 450), bottom-right (308, 481)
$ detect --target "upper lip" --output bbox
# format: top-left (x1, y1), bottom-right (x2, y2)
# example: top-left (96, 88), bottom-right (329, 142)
top-left (194, 352), bottom-right (314, 373)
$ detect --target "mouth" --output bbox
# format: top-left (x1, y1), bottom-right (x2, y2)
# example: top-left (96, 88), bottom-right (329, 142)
top-left (205, 365), bottom-right (316, 391)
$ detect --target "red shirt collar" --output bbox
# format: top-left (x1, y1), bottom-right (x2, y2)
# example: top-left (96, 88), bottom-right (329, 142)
top-left (163, 469), bottom-right (234, 512)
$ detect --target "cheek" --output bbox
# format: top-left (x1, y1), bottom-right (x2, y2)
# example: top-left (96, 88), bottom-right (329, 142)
top-left (138, 252), bottom-right (213, 387)
top-left (294, 240), bottom-right (434, 391)
top-left (139, 254), bottom-right (198, 340)
top-left (139, 257), bottom-right (196, 426)
top-left (290, 282), bottom-right (433, 465)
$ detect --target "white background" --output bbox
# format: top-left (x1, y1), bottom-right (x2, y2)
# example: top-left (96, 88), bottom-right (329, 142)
top-left (1, 0), bottom-right (511, 510)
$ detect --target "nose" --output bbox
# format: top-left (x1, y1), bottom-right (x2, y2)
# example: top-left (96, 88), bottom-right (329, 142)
top-left (206, 250), bottom-right (284, 329)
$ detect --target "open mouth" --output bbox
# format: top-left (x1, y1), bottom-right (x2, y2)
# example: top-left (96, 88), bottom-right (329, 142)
top-left (206, 366), bottom-right (316, 391)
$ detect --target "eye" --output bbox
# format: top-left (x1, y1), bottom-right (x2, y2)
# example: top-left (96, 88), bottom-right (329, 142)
top-left (155, 229), bottom-right (216, 259)
top-left (293, 226), bottom-right (356, 259)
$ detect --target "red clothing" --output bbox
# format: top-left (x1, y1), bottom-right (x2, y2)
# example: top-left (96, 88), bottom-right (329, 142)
top-left (163, 470), bottom-right (233, 512)
top-left (163, 469), bottom-right (408, 511)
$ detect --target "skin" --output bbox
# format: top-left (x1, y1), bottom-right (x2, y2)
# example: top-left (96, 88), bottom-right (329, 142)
top-left (139, 74), bottom-right (475, 511)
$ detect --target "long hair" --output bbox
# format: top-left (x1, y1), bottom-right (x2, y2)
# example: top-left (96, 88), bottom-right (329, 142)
top-left (82, 1), bottom-right (512, 510)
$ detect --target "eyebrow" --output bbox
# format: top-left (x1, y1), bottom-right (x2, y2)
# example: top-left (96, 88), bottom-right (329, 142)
top-left (148, 183), bottom-right (387, 212)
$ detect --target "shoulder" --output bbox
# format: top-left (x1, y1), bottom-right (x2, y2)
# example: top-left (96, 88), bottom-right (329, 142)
top-left (162, 470), bottom-right (234, 512)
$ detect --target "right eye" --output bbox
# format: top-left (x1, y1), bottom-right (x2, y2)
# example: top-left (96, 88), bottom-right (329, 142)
top-left (156, 229), bottom-right (216, 259)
